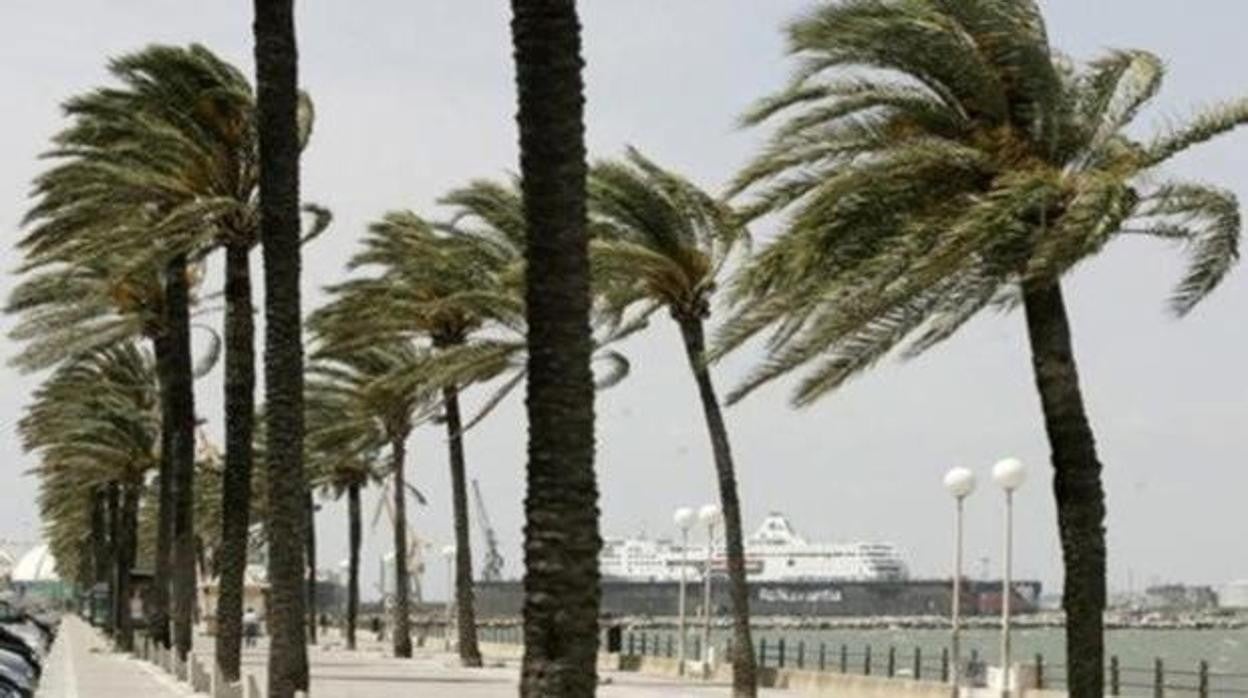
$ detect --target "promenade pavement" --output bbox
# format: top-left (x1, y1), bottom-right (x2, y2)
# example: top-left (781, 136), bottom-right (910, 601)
top-left (37, 614), bottom-right (189, 697)
top-left (39, 621), bottom-right (788, 697)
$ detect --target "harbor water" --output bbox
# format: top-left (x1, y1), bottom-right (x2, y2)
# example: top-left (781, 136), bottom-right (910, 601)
top-left (616, 626), bottom-right (1248, 690)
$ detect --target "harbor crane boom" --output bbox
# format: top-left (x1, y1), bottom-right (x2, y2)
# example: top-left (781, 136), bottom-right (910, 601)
top-left (471, 479), bottom-right (504, 582)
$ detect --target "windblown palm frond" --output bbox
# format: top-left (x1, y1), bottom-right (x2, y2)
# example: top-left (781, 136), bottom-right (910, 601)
top-left (720, 0), bottom-right (1245, 406)
top-left (20, 342), bottom-right (160, 577)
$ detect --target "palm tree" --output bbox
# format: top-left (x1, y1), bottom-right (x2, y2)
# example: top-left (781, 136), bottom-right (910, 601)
top-left (10, 46), bottom-right (324, 668)
top-left (720, 3), bottom-right (1246, 694)
top-left (509, 1), bottom-right (601, 694)
top-left (311, 206), bottom-right (530, 666)
top-left (8, 45), bottom-right (243, 651)
top-left (19, 343), bottom-right (160, 653)
top-left (305, 343), bottom-right (440, 658)
top-left (588, 148), bottom-right (757, 695)
top-left (305, 375), bottom-right (384, 651)
top-left (253, 0), bottom-right (309, 693)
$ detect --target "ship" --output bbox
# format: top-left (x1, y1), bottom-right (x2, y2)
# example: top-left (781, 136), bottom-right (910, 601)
top-left (600, 512), bottom-right (909, 583)
top-left (472, 512), bottom-right (1041, 618)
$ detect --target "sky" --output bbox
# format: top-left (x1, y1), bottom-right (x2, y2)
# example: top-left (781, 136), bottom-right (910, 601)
top-left (1, 1), bottom-right (1246, 603)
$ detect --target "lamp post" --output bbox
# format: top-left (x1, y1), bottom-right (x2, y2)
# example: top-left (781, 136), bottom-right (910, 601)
top-left (943, 467), bottom-right (977, 688)
top-left (992, 458), bottom-right (1026, 696)
top-left (697, 503), bottom-right (721, 668)
top-left (674, 507), bottom-right (695, 675)
top-left (441, 545), bottom-right (456, 650)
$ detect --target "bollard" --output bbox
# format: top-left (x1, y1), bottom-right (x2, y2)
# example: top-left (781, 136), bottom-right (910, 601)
top-left (778, 637), bottom-right (786, 668)
top-left (1154, 658), bottom-right (1164, 698)
top-left (1110, 656), bottom-right (1121, 696)
top-left (211, 661), bottom-right (244, 698)
top-left (914, 647), bottom-right (922, 680)
top-left (865, 645), bottom-right (872, 676)
top-left (244, 673), bottom-right (263, 698)
top-left (819, 643), bottom-right (827, 672)
top-left (1036, 653), bottom-right (1045, 689)
top-left (941, 647), bottom-right (950, 683)
top-left (888, 646), bottom-right (896, 678)
top-left (841, 644), bottom-right (848, 673)
top-left (1199, 660), bottom-right (1209, 698)
top-left (759, 637), bottom-right (768, 668)
top-left (798, 640), bottom-right (805, 669)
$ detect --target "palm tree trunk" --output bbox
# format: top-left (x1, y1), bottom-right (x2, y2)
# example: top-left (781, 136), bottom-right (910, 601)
top-left (253, 0), bottom-right (309, 693)
top-left (510, 2), bottom-right (601, 694)
top-left (165, 254), bottom-right (198, 662)
top-left (1022, 281), bottom-right (1106, 698)
top-left (679, 318), bottom-right (758, 697)
top-left (390, 433), bottom-right (413, 658)
top-left (91, 487), bottom-right (110, 590)
top-left (442, 385), bottom-right (483, 667)
top-left (305, 492), bottom-right (318, 645)
top-left (151, 332), bottom-right (174, 648)
top-left (346, 482), bottom-right (361, 651)
top-left (216, 242), bottom-right (255, 683)
top-left (106, 482), bottom-right (120, 637)
top-left (115, 484), bottom-right (139, 653)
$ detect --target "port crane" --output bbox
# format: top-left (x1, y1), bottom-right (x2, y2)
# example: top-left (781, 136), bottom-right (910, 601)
top-left (471, 479), bottom-right (504, 582)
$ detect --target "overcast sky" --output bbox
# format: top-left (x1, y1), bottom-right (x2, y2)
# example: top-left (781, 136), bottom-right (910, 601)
top-left (2, 1), bottom-right (1245, 602)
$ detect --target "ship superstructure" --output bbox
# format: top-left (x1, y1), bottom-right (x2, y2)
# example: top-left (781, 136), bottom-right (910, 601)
top-left (600, 512), bottom-right (908, 583)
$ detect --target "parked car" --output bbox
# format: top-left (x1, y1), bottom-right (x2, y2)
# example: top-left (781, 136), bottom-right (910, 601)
top-left (0, 658), bottom-right (32, 698)
top-left (0, 630), bottom-right (39, 680)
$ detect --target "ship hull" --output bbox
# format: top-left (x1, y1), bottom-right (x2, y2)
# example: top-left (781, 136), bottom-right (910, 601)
top-left (473, 578), bottom-right (1041, 619)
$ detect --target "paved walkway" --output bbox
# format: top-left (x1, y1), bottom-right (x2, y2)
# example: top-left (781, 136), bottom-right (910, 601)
top-left (37, 615), bottom-right (189, 698)
top-left (38, 620), bottom-right (786, 697)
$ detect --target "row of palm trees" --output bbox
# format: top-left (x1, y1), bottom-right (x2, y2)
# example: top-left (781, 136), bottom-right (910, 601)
top-left (10, 2), bottom-right (1247, 698)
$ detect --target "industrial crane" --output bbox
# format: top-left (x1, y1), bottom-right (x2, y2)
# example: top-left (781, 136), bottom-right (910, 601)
top-left (471, 479), bottom-right (504, 582)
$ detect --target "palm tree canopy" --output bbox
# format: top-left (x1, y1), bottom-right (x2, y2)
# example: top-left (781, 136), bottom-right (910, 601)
top-left (720, 0), bottom-right (1246, 406)
top-left (19, 343), bottom-right (160, 577)
top-left (589, 147), bottom-right (748, 328)
top-left (8, 44), bottom-right (316, 371)
top-left (311, 179), bottom-right (630, 434)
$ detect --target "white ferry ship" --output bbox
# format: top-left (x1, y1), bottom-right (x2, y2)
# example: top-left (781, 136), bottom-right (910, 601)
top-left (600, 512), bottom-right (908, 583)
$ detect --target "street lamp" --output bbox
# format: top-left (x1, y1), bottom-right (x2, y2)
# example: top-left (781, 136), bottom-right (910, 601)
top-left (697, 503), bottom-right (721, 668)
top-left (441, 545), bottom-right (457, 650)
top-left (673, 507), bottom-right (696, 675)
top-left (943, 466), bottom-right (977, 688)
top-left (992, 458), bottom-right (1026, 696)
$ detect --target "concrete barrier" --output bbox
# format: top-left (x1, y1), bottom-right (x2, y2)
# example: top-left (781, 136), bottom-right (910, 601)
top-left (244, 673), bottom-right (263, 698)
top-left (190, 653), bottom-right (212, 692)
top-left (476, 641), bottom-right (525, 662)
top-left (211, 663), bottom-right (244, 698)
top-left (770, 669), bottom-right (953, 698)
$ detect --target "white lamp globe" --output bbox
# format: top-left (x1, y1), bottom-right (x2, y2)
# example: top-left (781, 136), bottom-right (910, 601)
top-left (674, 507), bottom-right (696, 530)
top-left (943, 467), bottom-right (977, 498)
top-left (992, 457), bottom-right (1027, 491)
top-left (697, 504), bottom-right (722, 526)
top-left (441, 545), bottom-right (457, 558)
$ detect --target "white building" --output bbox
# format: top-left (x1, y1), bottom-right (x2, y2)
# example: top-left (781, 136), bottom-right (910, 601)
top-left (1217, 580), bottom-right (1248, 609)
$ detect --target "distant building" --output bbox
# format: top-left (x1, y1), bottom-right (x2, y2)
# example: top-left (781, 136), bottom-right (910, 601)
top-left (1217, 581), bottom-right (1248, 609)
top-left (1142, 584), bottom-right (1217, 611)
top-left (10, 544), bottom-right (71, 602)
